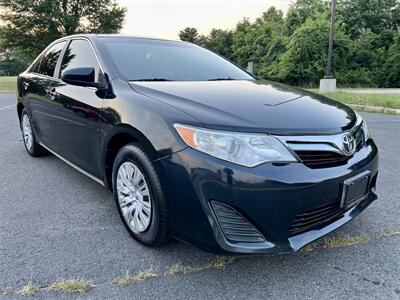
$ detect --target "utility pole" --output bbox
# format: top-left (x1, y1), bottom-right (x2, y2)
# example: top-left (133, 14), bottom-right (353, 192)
top-left (326, 0), bottom-right (337, 78)
top-left (320, 0), bottom-right (337, 92)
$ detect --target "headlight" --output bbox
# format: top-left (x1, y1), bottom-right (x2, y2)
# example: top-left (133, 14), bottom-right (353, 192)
top-left (174, 124), bottom-right (298, 167)
top-left (355, 112), bottom-right (370, 141)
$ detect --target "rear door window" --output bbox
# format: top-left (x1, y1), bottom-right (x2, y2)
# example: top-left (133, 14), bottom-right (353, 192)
top-left (37, 42), bottom-right (66, 77)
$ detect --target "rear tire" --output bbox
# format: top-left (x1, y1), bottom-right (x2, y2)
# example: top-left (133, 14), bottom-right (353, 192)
top-left (20, 109), bottom-right (47, 157)
top-left (112, 143), bottom-right (168, 246)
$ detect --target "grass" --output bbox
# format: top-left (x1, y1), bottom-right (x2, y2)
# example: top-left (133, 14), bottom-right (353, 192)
top-left (2, 228), bottom-right (400, 296)
top-left (378, 228), bottom-right (400, 238)
top-left (320, 235), bottom-right (370, 249)
top-left (0, 76), bottom-right (17, 93)
top-left (48, 278), bottom-right (94, 293)
top-left (301, 234), bottom-right (371, 252)
top-left (17, 281), bottom-right (40, 296)
top-left (112, 270), bottom-right (158, 286)
top-left (165, 256), bottom-right (236, 275)
top-left (301, 236), bottom-right (368, 252)
top-left (2, 288), bottom-right (13, 296)
top-left (309, 89), bottom-right (400, 110)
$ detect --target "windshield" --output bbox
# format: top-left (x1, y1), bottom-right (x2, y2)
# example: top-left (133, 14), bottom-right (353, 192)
top-left (98, 37), bottom-right (254, 81)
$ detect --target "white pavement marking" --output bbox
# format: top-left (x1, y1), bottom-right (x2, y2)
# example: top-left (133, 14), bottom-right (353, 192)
top-left (0, 104), bottom-right (16, 111)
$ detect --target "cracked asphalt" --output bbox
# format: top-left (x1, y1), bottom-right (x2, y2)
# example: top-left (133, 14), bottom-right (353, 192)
top-left (0, 93), bottom-right (399, 299)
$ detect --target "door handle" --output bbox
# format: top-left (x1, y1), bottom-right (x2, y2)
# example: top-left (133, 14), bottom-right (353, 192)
top-left (23, 82), bottom-right (30, 90)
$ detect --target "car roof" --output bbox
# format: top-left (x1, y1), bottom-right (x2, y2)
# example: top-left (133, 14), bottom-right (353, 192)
top-left (54, 33), bottom-right (186, 45)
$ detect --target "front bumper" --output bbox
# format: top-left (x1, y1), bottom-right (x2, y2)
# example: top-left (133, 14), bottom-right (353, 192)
top-left (159, 139), bottom-right (378, 254)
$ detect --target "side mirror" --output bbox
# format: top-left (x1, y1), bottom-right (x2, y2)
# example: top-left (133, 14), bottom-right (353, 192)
top-left (61, 67), bottom-right (102, 88)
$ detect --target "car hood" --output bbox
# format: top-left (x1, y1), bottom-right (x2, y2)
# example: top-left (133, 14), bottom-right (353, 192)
top-left (129, 80), bottom-right (356, 135)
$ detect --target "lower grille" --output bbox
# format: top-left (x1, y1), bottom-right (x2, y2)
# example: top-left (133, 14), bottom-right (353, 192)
top-left (295, 151), bottom-right (348, 168)
top-left (289, 200), bottom-right (344, 236)
top-left (211, 201), bottom-right (265, 243)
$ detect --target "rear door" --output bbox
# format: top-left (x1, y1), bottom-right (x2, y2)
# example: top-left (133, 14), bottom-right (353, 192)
top-left (24, 41), bottom-right (66, 144)
top-left (45, 39), bottom-right (105, 178)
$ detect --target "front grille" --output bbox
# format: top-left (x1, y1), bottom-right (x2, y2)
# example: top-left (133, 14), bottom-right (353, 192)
top-left (278, 123), bottom-right (366, 169)
top-left (295, 150), bottom-right (348, 168)
top-left (289, 200), bottom-right (343, 236)
top-left (356, 130), bottom-right (365, 150)
top-left (211, 201), bottom-right (266, 243)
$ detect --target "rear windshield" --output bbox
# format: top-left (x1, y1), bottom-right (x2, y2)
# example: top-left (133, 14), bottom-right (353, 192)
top-left (98, 37), bottom-right (253, 81)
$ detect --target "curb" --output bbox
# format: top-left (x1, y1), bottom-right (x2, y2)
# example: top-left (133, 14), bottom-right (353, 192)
top-left (346, 103), bottom-right (400, 115)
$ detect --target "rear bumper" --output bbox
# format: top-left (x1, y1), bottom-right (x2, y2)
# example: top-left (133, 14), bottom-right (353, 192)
top-left (159, 139), bottom-right (378, 254)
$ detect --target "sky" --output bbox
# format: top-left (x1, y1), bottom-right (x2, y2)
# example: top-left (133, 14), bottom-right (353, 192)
top-left (116, 0), bottom-right (292, 40)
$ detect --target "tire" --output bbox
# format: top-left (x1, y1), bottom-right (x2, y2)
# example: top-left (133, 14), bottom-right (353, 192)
top-left (20, 108), bottom-right (47, 157)
top-left (112, 142), bottom-right (168, 246)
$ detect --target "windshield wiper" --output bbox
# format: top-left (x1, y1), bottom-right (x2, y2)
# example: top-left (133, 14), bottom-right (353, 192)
top-left (131, 78), bottom-right (173, 82)
top-left (207, 77), bottom-right (234, 81)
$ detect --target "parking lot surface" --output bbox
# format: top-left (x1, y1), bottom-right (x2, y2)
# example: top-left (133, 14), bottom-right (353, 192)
top-left (0, 93), bottom-right (399, 299)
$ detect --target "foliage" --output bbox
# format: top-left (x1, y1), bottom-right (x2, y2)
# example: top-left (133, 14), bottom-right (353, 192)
top-left (0, 40), bottom-right (30, 75)
top-left (285, 0), bottom-right (329, 35)
top-left (179, 0), bottom-right (400, 87)
top-left (379, 31), bottom-right (400, 87)
top-left (336, 68), bottom-right (373, 87)
top-left (0, 0), bottom-right (126, 64)
top-left (269, 18), bottom-right (352, 85)
top-left (338, 0), bottom-right (400, 39)
top-left (178, 27), bottom-right (199, 43)
top-left (205, 29), bottom-right (234, 60)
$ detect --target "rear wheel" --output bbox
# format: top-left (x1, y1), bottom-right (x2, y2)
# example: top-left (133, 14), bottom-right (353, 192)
top-left (20, 109), bottom-right (47, 157)
top-left (112, 143), bottom-right (168, 246)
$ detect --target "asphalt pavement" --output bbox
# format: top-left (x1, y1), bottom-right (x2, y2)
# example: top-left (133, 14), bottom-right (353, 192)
top-left (0, 93), bottom-right (399, 299)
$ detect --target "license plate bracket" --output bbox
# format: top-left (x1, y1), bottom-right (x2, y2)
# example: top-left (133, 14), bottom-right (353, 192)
top-left (341, 170), bottom-right (371, 210)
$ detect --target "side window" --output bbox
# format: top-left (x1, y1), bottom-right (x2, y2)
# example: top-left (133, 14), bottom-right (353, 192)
top-left (29, 55), bottom-right (43, 73)
top-left (37, 42), bottom-right (66, 77)
top-left (60, 39), bottom-right (100, 81)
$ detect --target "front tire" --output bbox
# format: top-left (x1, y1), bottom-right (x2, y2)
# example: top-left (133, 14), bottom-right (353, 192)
top-left (112, 143), bottom-right (168, 246)
top-left (20, 109), bottom-right (47, 157)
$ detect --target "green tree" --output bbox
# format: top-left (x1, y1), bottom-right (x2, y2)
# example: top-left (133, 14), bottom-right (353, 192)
top-left (251, 7), bottom-right (288, 76)
top-left (179, 27), bottom-right (199, 43)
top-left (232, 18), bottom-right (255, 66)
top-left (0, 0), bottom-right (126, 60)
top-left (379, 30), bottom-right (400, 87)
top-left (195, 34), bottom-right (209, 48)
top-left (0, 26), bottom-right (29, 74)
top-left (285, 0), bottom-right (329, 35)
top-left (0, 48), bottom-right (30, 75)
top-left (204, 29), bottom-right (234, 60)
top-left (270, 18), bottom-right (352, 86)
top-left (338, 0), bottom-right (400, 38)
top-left (177, 0), bottom-right (400, 87)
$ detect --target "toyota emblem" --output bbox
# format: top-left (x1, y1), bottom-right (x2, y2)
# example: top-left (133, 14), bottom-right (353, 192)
top-left (342, 133), bottom-right (355, 156)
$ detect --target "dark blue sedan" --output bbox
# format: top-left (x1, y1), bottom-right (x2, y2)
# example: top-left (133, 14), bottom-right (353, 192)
top-left (16, 34), bottom-right (378, 254)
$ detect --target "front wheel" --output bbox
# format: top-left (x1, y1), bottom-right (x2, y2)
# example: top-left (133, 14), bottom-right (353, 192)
top-left (20, 109), bottom-right (47, 157)
top-left (112, 143), bottom-right (168, 246)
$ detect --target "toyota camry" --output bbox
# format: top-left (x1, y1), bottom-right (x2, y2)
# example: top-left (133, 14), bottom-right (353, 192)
top-left (16, 35), bottom-right (378, 254)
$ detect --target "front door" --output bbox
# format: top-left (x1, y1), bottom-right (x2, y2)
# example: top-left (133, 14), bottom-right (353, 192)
top-left (45, 39), bottom-right (104, 178)
top-left (26, 41), bottom-right (66, 146)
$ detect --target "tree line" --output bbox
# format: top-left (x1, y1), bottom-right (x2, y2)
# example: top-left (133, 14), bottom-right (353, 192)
top-left (0, 0), bottom-right (126, 75)
top-left (179, 0), bottom-right (400, 87)
top-left (1, 0), bottom-right (399, 87)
